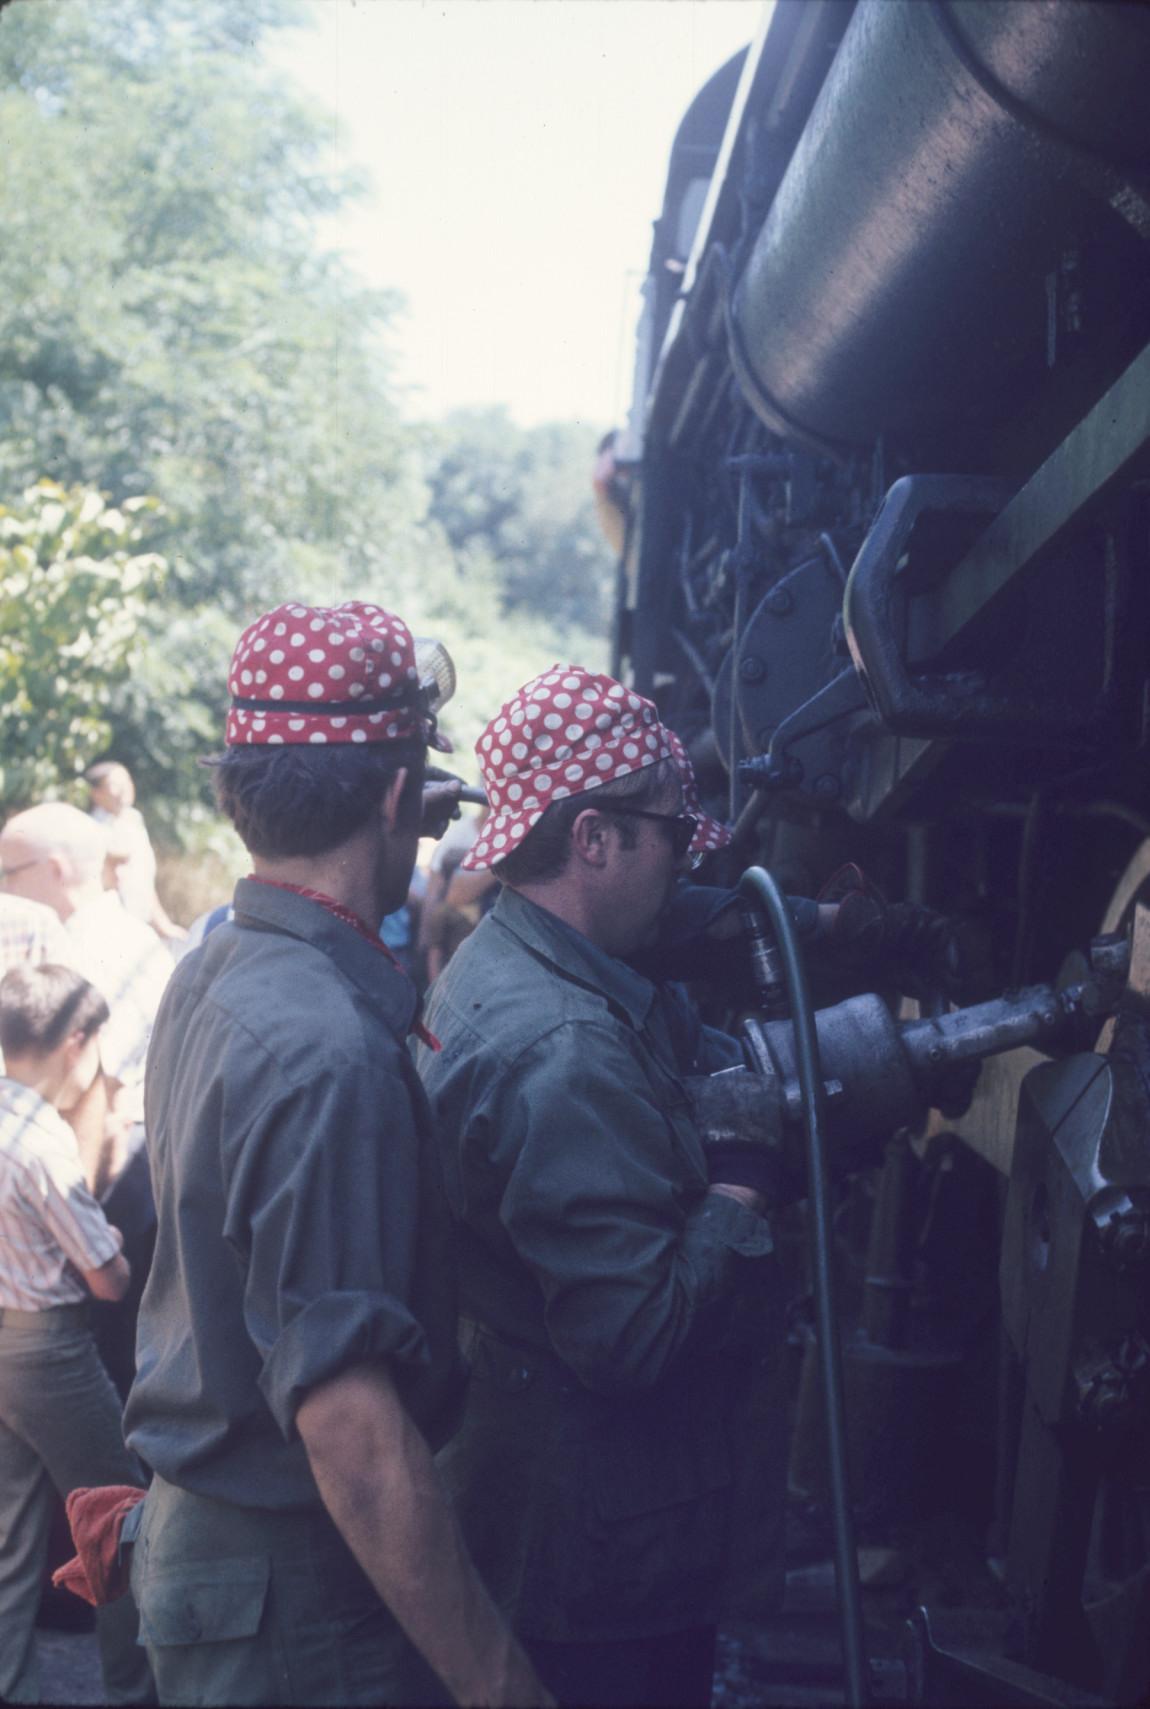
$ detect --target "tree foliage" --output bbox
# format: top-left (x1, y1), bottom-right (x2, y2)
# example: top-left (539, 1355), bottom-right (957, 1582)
top-left (0, 0), bottom-right (612, 848)
top-left (0, 0), bottom-right (420, 618)
top-left (0, 481), bottom-right (164, 810)
top-left (425, 409), bottom-right (615, 635)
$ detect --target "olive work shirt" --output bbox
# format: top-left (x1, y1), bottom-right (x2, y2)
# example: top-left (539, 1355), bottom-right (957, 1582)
top-left (126, 879), bottom-right (466, 1509)
top-left (418, 887), bottom-right (787, 1644)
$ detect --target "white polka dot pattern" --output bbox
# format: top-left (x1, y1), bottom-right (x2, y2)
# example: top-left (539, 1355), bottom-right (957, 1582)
top-left (225, 601), bottom-right (434, 748)
top-left (461, 665), bottom-right (728, 871)
top-left (665, 729), bottom-right (732, 856)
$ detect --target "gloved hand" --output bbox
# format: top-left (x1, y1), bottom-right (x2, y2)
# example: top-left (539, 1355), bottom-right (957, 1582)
top-left (684, 1068), bottom-right (792, 1202)
top-left (818, 863), bottom-right (984, 1003)
top-left (629, 882), bottom-right (821, 992)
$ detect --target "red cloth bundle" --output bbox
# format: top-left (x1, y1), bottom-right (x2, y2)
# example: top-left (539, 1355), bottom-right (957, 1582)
top-left (52, 1485), bottom-right (145, 1607)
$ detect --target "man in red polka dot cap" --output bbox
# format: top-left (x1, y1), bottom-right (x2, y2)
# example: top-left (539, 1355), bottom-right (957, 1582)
top-left (420, 666), bottom-right (784, 1709)
top-left (127, 602), bottom-right (549, 1709)
top-left (460, 666), bottom-right (730, 875)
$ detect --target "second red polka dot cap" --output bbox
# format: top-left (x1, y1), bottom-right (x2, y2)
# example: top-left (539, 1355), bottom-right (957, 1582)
top-left (225, 601), bottom-right (453, 750)
top-left (462, 665), bottom-right (731, 871)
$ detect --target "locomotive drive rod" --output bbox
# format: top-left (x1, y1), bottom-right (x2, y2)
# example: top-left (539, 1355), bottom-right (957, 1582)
top-left (738, 931), bottom-right (1131, 1170)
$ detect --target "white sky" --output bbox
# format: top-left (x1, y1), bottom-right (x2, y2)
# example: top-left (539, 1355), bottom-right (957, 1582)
top-left (269, 0), bottom-right (763, 429)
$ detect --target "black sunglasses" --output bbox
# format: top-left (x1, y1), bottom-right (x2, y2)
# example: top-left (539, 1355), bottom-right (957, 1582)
top-left (593, 805), bottom-right (698, 861)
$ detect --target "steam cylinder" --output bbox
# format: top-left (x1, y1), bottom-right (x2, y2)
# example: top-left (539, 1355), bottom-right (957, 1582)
top-left (729, 0), bottom-right (1150, 458)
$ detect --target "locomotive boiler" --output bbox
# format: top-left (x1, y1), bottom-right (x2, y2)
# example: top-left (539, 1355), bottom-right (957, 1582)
top-left (612, 3), bottom-right (1150, 1702)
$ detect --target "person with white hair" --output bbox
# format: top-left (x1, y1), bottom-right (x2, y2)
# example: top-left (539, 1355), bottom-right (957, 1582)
top-left (0, 805), bottom-right (171, 1152)
top-left (0, 804), bottom-right (172, 1396)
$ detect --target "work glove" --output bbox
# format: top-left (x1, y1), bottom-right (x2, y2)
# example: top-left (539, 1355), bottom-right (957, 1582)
top-left (630, 882), bottom-right (820, 993)
top-left (684, 1067), bottom-right (794, 1202)
top-left (818, 863), bottom-right (983, 1003)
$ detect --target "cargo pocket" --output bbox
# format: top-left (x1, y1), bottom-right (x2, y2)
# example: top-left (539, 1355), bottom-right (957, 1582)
top-left (136, 1555), bottom-right (276, 1706)
top-left (138, 1555), bottom-right (270, 1647)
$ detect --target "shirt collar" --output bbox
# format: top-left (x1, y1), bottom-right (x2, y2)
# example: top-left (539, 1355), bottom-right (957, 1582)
top-left (67, 888), bottom-right (122, 928)
top-left (0, 1079), bottom-right (63, 1140)
top-left (231, 876), bottom-right (419, 1039)
top-left (490, 886), bottom-right (657, 1032)
top-left (0, 1079), bottom-right (49, 1116)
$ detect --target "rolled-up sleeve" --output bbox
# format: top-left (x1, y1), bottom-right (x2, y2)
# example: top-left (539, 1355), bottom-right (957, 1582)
top-left (490, 1022), bottom-right (773, 1394)
top-left (221, 1057), bottom-right (431, 1441)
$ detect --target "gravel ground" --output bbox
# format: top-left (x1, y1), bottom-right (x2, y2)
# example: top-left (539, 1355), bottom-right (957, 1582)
top-left (37, 1617), bottom-right (885, 1707)
top-left (38, 1628), bottom-right (103, 1706)
top-left (37, 1556), bottom-right (1007, 1707)
top-left (40, 1623), bottom-right (806, 1707)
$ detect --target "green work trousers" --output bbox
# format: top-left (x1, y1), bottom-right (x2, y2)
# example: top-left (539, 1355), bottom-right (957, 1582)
top-left (131, 1474), bottom-right (449, 1707)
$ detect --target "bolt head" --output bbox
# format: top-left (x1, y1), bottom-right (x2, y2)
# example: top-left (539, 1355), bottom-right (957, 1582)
top-left (739, 654), bottom-right (766, 683)
top-left (767, 585), bottom-right (793, 617)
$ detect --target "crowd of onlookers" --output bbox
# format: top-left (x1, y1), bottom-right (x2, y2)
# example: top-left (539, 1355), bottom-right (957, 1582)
top-left (0, 764), bottom-right (175, 1699)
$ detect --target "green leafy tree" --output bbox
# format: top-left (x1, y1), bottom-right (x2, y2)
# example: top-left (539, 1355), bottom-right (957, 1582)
top-left (0, 480), bottom-right (165, 811)
top-left (0, 0), bottom-right (612, 843)
top-left (424, 409), bottom-right (616, 635)
top-left (0, 0), bottom-right (418, 618)
top-left (0, 0), bottom-right (433, 831)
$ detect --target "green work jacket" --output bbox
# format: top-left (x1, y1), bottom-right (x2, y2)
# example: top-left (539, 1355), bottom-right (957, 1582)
top-left (418, 887), bottom-right (787, 1643)
top-left (129, 880), bottom-right (465, 1510)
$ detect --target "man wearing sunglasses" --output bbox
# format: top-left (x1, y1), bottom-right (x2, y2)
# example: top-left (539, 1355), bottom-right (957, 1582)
top-left (418, 667), bottom-right (784, 1709)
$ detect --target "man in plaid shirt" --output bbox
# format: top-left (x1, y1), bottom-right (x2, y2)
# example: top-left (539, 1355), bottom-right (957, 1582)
top-left (0, 893), bottom-right (72, 977)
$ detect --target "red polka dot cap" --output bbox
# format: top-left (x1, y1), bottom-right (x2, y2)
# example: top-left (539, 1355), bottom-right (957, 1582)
top-left (225, 601), bottom-right (452, 750)
top-left (666, 729), bottom-right (733, 858)
top-left (462, 666), bottom-right (731, 871)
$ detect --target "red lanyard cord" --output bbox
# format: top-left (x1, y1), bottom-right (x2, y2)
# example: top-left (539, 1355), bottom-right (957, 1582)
top-left (247, 877), bottom-right (440, 1050)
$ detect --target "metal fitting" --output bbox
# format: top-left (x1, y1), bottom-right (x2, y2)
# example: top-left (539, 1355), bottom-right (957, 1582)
top-left (740, 753), bottom-right (805, 792)
top-left (1090, 931), bottom-right (1130, 982)
top-left (1100, 1206), bottom-right (1150, 1270)
top-left (1075, 1333), bottom-right (1150, 1434)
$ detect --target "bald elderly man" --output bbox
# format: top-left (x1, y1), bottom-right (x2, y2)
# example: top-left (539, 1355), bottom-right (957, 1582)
top-left (0, 805), bottom-right (171, 1149)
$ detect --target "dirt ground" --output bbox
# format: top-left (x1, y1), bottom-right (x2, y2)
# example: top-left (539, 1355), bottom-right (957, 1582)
top-left (37, 1628), bottom-right (103, 1706)
top-left (39, 1621), bottom-right (837, 1707)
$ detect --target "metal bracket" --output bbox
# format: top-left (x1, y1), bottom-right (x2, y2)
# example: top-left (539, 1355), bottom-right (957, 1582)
top-left (844, 470), bottom-right (1137, 742)
top-left (738, 666), bottom-right (867, 794)
top-left (902, 1606), bottom-right (1108, 1707)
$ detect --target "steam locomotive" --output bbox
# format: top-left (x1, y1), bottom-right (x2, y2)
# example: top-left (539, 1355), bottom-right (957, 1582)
top-left (613, 4), bottom-right (1150, 1701)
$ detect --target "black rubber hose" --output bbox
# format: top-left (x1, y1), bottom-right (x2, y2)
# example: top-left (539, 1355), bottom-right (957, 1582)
top-left (737, 864), bottom-right (869, 1708)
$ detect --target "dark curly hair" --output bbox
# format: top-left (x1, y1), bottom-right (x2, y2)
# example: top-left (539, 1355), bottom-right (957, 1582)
top-left (207, 742), bottom-right (424, 859)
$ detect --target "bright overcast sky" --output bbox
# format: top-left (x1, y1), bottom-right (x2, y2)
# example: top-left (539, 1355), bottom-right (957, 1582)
top-left (268, 0), bottom-right (763, 429)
